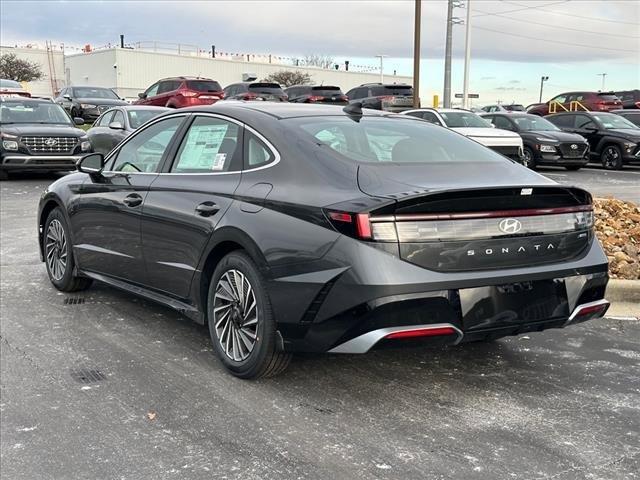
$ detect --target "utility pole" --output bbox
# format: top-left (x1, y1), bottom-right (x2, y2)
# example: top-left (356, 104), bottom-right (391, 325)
top-left (413, 0), bottom-right (421, 108)
top-left (375, 55), bottom-right (387, 83)
top-left (539, 76), bottom-right (549, 102)
top-left (597, 73), bottom-right (607, 91)
top-left (462, 0), bottom-right (472, 109)
top-left (443, 0), bottom-right (454, 108)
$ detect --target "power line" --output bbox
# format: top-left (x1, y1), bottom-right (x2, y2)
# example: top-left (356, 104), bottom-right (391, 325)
top-left (474, 1), bottom-right (570, 17)
top-left (472, 25), bottom-right (638, 53)
top-left (501, 0), bottom-right (640, 25)
top-left (473, 8), bottom-right (639, 38)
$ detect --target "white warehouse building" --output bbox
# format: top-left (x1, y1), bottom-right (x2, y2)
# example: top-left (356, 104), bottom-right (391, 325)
top-left (1, 46), bottom-right (412, 101)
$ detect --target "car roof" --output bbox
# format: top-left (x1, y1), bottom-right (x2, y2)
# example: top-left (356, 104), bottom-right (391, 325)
top-left (179, 101), bottom-right (392, 120)
top-left (481, 112), bottom-right (537, 118)
top-left (159, 76), bottom-right (214, 81)
top-left (105, 105), bottom-right (169, 111)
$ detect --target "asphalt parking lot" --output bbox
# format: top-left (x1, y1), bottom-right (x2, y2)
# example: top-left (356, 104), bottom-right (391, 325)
top-left (1, 173), bottom-right (639, 480)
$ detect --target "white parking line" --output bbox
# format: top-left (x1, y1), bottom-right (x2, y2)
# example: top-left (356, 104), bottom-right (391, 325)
top-left (581, 167), bottom-right (640, 175)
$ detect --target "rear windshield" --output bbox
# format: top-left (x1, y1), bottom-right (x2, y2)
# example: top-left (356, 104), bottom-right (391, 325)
top-left (371, 85), bottom-right (413, 96)
top-left (503, 104), bottom-right (525, 111)
top-left (127, 109), bottom-right (167, 129)
top-left (287, 116), bottom-right (507, 164)
top-left (249, 83), bottom-right (284, 94)
top-left (440, 111), bottom-right (491, 128)
top-left (311, 86), bottom-right (343, 96)
top-left (186, 80), bottom-right (222, 92)
top-left (0, 79), bottom-right (21, 88)
top-left (1, 100), bottom-right (71, 125)
top-left (73, 87), bottom-right (119, 99)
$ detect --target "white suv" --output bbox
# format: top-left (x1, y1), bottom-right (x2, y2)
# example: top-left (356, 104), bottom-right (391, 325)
top-left (402, 108), bottom-right (524, 162)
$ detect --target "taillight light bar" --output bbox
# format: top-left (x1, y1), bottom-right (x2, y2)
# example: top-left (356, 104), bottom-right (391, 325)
top-left (388, 204), bottom-right (593, 222)
top-left (385, 326), bottom-right (458, 340)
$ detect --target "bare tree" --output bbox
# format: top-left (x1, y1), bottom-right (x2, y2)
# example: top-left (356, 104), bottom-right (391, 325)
top-left (0, 54), bottom-right (44, 82)
top-left (263, 70), bottom-right (312, 88)
top-left (303, 54), bottom-right (335, 69)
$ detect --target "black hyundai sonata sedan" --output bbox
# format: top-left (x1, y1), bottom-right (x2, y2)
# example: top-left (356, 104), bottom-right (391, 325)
top-left (37, 102), bottom-right (610, 378)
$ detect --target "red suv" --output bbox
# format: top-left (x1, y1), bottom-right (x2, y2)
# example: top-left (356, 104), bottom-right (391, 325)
top-left (135, 77), bottom-right (223, 108)
top-left (527, 91), bottom-right (622, 116)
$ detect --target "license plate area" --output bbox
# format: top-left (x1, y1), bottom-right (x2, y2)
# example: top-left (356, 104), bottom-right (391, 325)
top-left (459, 279), bottom-right (569, 331)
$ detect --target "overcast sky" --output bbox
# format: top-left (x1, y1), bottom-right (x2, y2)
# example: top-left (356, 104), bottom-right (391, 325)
top-left (1, 0), bottom-right (638, 104)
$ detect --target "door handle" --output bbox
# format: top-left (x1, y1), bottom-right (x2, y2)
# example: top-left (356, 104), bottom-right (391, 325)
top-left (123, 193), bottom-right (143, 207)
top-left (195, 202), bottom-right (220, 217)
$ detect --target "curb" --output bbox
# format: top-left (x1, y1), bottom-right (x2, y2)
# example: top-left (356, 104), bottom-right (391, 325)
top-left (606, 279), bottom-right (640, 303)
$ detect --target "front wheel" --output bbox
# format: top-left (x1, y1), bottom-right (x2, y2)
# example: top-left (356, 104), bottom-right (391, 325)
top-left (44, 208), bottom-right (92, 292)
top-left (601, 145), bottom-right (623, 170)
top-left (521, 146), bottom-right (536, 169)
top-left (207, 251), bottom-right (291, 379)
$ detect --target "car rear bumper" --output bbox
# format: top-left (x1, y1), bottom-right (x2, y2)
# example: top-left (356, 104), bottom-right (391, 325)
top-left (271, 235), bottom-right (609, 353)
top-left (1, 154), bottom-right (81, 171)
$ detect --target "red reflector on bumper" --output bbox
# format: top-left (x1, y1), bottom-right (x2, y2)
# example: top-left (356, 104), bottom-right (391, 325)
top-left (385, 326), bottom-right (457, 340)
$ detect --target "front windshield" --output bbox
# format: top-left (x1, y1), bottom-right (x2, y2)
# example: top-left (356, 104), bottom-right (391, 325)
top-left (288, 116), bottom-right (508, 164)
top-left (591, 113), bottom-right (637, 130)
top-left (127, 109), bottom-right (166, 129)
top-left (73, 87), bottom-right (119, 99)
top-left (0, 101), bottom-right (71, 124)
top-left (439, 111), bottom-right (491, 128)
top-left (513, 116), bottom-right (560, 132)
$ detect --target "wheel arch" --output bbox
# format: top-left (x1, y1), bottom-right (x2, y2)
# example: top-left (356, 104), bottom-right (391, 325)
top-left (595, 136), bottom-right (624, 155)
top-left (194, 227), bottom-right (269, 324)
top-left (38, 196), bottom-right (65, 261)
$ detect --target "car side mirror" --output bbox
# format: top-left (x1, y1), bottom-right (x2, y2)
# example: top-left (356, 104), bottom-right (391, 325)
top-left (108, 121), bottom-right (124, 130)
top-left (63, 94), bottom-right (72, 101)
top-left (138, 92), bottom-right (146, 99)
top-left (77, 152), bottom-right (104, 175)
top-left (73, 117), bottom-right (84, 126)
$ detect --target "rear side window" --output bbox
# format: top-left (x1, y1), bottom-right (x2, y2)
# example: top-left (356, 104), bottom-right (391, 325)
top-left (574, 115), bottom-right (596, 129)
top-left (112, 110), bottom-right (125, 126)
top-left (172, 116), bottom-right (240, 173)
top-left (492, 116), bottom-right (515, 131)
top-left (186, 80), bottom-right (222, 92)
top-left (110, 116), bottom-right (183, 172)
top-left (158, 81), bottom-right (180, 94)
top-left (244, 131), bottom-right (275, 168)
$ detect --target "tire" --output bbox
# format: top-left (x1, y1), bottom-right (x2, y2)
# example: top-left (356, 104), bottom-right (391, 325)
top-left (601, 144), bottom-right (623, 170)
top-left (207, 251), bottom-right (291, 379)
top-left (565, 166), bottom-right (582, 171)
top-left (44, 208), bottom-right (92, 292)
top-left (521, 146), bottom-right (537, 169)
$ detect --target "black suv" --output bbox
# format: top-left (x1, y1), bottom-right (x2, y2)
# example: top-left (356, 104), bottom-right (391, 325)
top-left (284, 85), bottom-right (348, 104)
top-left (54, 86), bottom-right (127, 123)
top-left (1, 97), bottom-right (91, 179)
top-left (482, 113), bottom-right (589, 170)
top-left (345, 83), bottom-right (415, 112)
top-left (614, 89), bottom-right (640, 109)
top-left (546, 112), bottom-right (640, 169)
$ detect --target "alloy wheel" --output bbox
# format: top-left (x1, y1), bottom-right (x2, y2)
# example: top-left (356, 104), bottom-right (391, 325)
top-left (213, 269), bottom-right (258, 362)
top-left (46, 219), bottom-right (68, 281)
top-left (603, 147), bottom-right (619, 169)
top-left (522, 149), bottom-right (533, 168)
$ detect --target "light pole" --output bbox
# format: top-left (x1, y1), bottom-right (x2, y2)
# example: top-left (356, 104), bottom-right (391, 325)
top-left (413, 0), bottom-right (421, 108)
top-left (462, 0), bottom-right (472, 109)
top-left (443, 0), bottom-right (464, 108)
top-left (539, 76), bottom-right (549, 103)
top-left (375, 55), bottom-right (387, 83)
top-left (597, 73), bottom-right (607, 91)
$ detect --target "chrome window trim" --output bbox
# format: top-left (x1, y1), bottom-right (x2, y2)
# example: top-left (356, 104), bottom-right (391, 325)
top-left (100, 111), bottom-right (281, 176)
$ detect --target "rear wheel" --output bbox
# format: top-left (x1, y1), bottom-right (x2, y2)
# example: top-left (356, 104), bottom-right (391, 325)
top-left (521, 147), bottom-right (536, 169)
top-left (207, 251), bottom-right (291, 379)
top-left (601, 145), bottom-right (623, 170)
top-left (44, 208), bottom-right (92, 292)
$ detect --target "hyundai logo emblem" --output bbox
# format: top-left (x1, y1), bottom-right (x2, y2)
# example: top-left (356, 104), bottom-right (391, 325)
top-left (44, 138), bottom-right (58, 147)
top-left (570, 144), bottom-right (578, 150)
top-left (498, 218), bottom-right (522, 234)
